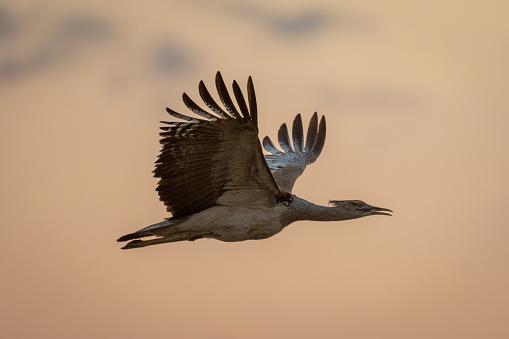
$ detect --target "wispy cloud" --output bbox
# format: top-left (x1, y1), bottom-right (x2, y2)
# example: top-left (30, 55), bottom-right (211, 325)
top-left (148, 41), bottom-right (194, 76)
top-left (53, 14), bottom-right (112, 45)
top-left (0, 7), bottom-right (113, 83)
top-left (190, 0), bottom-right (373, 39)
top-left (226, 3), bottom-right (332, 37)
top-left (0, 6), bottom-right (19, 41)
top-left (265, 10), bottom-right (331, 37)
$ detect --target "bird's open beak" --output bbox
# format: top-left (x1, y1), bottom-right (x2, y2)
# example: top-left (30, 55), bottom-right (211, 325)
top-left (365, 205), bottom-right (393, 216)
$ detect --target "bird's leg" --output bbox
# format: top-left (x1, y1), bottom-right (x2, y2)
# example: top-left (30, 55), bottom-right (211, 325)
top-left (121, 232), bottom-right (207, 249)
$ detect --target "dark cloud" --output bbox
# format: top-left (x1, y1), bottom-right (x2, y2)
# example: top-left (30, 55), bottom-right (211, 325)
top-left (191, 0), bottom-right (372, 38)
top-left (0, 6), bottom-right (18, 41)
top-left (0, 9), bottom-right (113, 83)
top-left (54, 14), bottom-right (112, 45)
top-left (0, 57), bottom-right (20, 80)
top-left (0, 6), bottom-right (195, 86)
top-left (222, 2), bottom-right (330, 36)
top-left (266, 11), bottom-right (330, 37)
top-left (0, 46), bottom-right (58, 81)
top-left (148, 41), bottom-right (194, 76)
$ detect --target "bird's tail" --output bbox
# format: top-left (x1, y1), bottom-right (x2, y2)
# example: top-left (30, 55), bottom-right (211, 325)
top-left (117, 218), bottom-right (206, 249)
top-left (120, 232), bottom-right (204, 249)
top-left (117, 219), bottom-right (173, 242)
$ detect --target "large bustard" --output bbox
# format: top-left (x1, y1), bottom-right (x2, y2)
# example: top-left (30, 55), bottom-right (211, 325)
top-left (118, 72), bottom-right (391, 249)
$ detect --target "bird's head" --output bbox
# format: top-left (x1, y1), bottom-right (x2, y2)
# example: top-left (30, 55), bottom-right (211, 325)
top-left (329, 200), bottom-right (392, 218)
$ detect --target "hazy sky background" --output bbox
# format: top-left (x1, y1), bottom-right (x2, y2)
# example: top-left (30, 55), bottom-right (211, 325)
top-left (1, 0), bottom-right (508, 338)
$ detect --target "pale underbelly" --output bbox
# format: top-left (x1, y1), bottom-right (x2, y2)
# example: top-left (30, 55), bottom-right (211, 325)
top-left (177, 205), bottom-right (285, 241)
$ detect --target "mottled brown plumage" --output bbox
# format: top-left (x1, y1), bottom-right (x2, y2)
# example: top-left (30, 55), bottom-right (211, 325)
top-left (154, 72), bottom-right (281, 219)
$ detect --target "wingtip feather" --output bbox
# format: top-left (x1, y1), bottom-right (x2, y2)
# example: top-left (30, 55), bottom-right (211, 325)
top-left (262, 136), bottom-right (280, 154)
top-left (232, 79), bottom-right (250, 120)
top-left (198, 79), bottom-right (230, 119)
top-left (309, 114), bottom-right (326, 162)
top-left (304, 112), bottom-right (319, 152)
top-left (182, 92), bottom-right (218, 120)
top-left (215, 72), bottom-right (242, 119)
top-left (247, 76), bottom-right (257, 124)
top-left (165, 107), bottom-right (197, 122)
top-left (278, 123), bottom-right (293, 152)
top-left (292, 114), bottom-right (304, 152)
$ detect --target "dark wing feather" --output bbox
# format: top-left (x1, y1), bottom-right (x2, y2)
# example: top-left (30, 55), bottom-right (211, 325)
top-left (308, 116), bottom-right (326, 163)
top-left (198, 80), bottom-right (231, 119)
top-left (155, 72), bottom-right (281, 218)
top-left (215, 72), bottom-right (243, 120)
top-left (292, 114), bottom-right (304, 151)
top-left (262, 136), bottom-right (280, 154)
top-left (247, 76), bottom-right (257, 124)
top-left (278, 123), bottom-right (293, 152)
top-left (165, 107), bottom-right (200, 122)
top-left (263, 112), bottom-right (327, 192)
top-left (182, 93), bottom-right (219, 120)
top-left (304, 112), bottom-right (318, 152)
top-left (232, 80), bottom-right (250, 120)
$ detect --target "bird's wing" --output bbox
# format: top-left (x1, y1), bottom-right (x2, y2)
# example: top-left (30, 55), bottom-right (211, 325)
top-left (154, 72), bottom-right (283, 218)
top-left (262, 113), bottom-right (326, 192)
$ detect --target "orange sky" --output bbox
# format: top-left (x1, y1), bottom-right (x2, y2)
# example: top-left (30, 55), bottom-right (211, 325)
top-left (1, 1), bottom-right (508, 338)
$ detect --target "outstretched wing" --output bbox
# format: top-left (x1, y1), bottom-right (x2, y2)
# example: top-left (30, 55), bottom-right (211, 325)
top-left (262, 113), bottom-right (326, 192)
top-left (155, 72), bottom-right (282, 218)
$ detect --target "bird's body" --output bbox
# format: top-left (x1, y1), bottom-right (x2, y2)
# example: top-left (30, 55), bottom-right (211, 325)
top-left (120, 206), bottom-right (287, 248)
top-left (165, 205), bottom-right (286, 241)
top-left (118, 72), bottom-right (391, 249)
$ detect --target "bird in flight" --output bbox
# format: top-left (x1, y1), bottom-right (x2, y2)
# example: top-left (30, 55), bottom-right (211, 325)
top-left (118, 72), bottom-right (391, 249)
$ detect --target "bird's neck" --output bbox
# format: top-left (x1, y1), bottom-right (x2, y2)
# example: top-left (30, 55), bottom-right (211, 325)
top-left (284, 197), bottom-right (354, 223)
